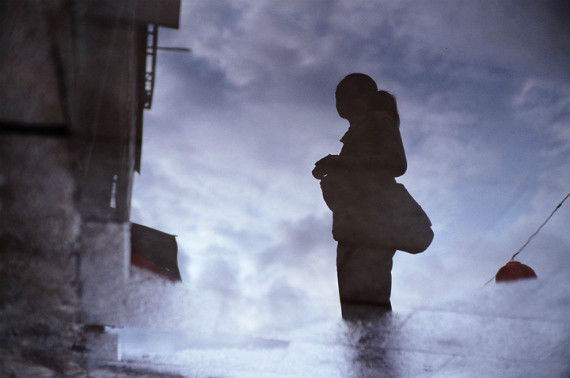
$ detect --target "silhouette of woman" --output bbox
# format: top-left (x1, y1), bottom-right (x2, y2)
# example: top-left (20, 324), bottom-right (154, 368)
top-left (313, 73), bottom-right (408, 315)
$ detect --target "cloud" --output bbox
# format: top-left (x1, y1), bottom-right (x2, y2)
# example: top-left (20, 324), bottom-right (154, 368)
top-left (392, 1), bottom-right (570, 79)
top-left (159, 0), bottom-right (570, 112)
top-left (512, 79), bottom-right (570, 156)
top-left (129, 0), bottom-right (570, 328)
top-left (196, 254), bottom-right (240, 295)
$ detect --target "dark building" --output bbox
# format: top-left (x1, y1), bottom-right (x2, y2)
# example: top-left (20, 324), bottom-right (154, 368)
top-left (1, 0), bottom-right (182, 373)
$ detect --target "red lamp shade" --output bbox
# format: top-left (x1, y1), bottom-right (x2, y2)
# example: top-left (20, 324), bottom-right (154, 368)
top-left (495, 261), bottom-right (537, 283)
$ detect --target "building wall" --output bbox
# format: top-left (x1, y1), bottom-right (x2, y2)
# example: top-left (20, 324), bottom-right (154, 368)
top-left (0, 135), bottom-right (84, 374)
top-left (0, 0), bottom-right (180, 372)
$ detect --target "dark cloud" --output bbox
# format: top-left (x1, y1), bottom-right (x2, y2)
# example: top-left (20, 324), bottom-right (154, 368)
top-left (196, 255), bottom-right (239, 295)
top-left (130, 0), bottom-right (570, 320)
top-left (257, 215), bottom-right (332, 267)
top-left (155, 54), bottom-right (237, 112)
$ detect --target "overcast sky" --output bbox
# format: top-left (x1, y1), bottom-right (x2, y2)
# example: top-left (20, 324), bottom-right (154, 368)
top-left (130, 0), bottom-right (570, 331)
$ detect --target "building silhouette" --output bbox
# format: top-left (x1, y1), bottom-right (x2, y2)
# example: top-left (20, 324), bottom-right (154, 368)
top-left (1, 0), bottom-right (182, 372)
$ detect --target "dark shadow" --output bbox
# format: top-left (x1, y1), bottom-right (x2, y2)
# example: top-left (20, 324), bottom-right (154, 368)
top-left (341, 311), bottom-right (400, 378)
top-left (313, 73), bottom-right (433, 320)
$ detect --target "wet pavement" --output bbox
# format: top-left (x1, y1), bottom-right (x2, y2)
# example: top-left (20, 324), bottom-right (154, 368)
top-left (87, 273), bottom-right (570, 377)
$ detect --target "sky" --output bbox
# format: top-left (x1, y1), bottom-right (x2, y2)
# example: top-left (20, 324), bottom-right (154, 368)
top-left (130, 0), bottom-right (570, 332)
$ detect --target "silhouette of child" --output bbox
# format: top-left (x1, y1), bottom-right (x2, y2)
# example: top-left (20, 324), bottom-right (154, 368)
top-left (313, 73), bottom-right (407, 316)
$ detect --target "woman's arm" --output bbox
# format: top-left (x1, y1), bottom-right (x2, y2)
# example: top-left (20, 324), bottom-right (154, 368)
top-left (321, 112), bottom-right (407, 177)
top-left (333, 152), bottom-right (406, 177)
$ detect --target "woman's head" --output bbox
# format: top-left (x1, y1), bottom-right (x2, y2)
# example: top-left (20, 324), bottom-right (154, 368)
top-left (373, 90), bottom-right (400, 127)
top-left (335, 73), bottom-right (377, 121)
top-left (336, 73), bottom-right (378, 96)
